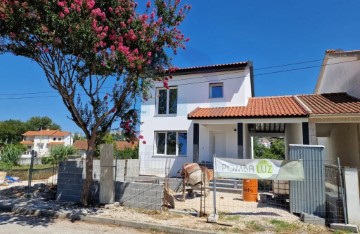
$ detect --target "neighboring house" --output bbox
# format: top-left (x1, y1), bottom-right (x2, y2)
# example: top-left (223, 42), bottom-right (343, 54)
top-left (139, 50), bottom-right (360, 177)
top-left (20, 129), bottom-right (73, 157)
top-left (139, 61), bottom-right (255, 176)
top-left (73, 140), bottom-right (136, 158)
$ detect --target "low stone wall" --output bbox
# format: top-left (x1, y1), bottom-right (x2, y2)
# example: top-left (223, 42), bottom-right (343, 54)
top-left (5, 166), bottom-right (56, 180)
top-left (18, 158), bottom-right (43, 165)
top-left (57, 159), bottom-right (163, 210)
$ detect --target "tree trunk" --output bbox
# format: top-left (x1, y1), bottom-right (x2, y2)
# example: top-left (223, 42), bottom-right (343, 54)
top-left (80, 137), bottom-right (96, 206)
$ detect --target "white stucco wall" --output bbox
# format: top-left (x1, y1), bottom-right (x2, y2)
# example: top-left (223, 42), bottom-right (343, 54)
top-left (321, 123), bottom-right (360, 167)
top-left (317, 56), bottom-right (360, 99)
top-left (139, 69), bottom-right (252, 176)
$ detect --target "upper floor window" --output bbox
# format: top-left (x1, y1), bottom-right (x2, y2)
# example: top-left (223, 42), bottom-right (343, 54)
top-left (58, 138), bottom-right (62, 141)
top-left (53, 138), bottom-right (56, 141)
top-left (157, 87), bottom-right (177, 115)
top-left (209, 83), bottom-right (223, 98)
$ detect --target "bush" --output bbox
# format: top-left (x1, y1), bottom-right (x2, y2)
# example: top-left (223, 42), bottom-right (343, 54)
top-left (42, 145), bottom-right (77, 165)
top-left (116, 146), bottom-right (138, 159)
top-left (0, 144), bottom-right (25, 166)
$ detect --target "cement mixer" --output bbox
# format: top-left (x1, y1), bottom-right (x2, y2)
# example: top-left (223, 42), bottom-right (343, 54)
top-left (179, 163), bottom-right (213, 201)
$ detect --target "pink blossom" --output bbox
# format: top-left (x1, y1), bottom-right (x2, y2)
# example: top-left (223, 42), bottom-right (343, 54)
top-left (139, 135), bottom-right (144, 139)
top-left (146, 1), bottom-right (151, 8)
top-left (86, 0), bottom-right (95, 10)
top-left (108, 7), bottom-right (113, 12)
top-left (59, 12), bottom-right (65, 18)
top-left (44, 47), bottom-right (49, 53)
top-left (147, 51), bottom-right (152, 57)
top-left (157, 17), bottom-right (162, 24)
top-left (57, 1), bottom-right (65, 7)
top-left (142, 140), bottom-right (146, 144)
top-left (63, 7), bottom-right (70, 15)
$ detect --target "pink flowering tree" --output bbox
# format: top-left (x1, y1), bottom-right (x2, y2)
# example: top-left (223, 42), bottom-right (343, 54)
top-left (0, 0), bottom-right (190, 205)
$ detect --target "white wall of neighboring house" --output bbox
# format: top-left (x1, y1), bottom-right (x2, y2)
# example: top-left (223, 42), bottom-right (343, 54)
top-left (316, 55), bottom-right (360, 99)
top-left (139, 68), bottom-right (252, 176)
top-left (21, 133), bottom-right (72, 158)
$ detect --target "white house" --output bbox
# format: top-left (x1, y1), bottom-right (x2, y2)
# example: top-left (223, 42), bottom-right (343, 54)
top-left (20, 129), bottom-right (73, 157)
top-left (139, 61), bottom-right (256, 177)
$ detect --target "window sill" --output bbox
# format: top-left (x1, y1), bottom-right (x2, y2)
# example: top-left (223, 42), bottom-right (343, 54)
top-left (153, 155), bottom-right (187, 158)
top-left (154, 114), bottom-right (177, 117)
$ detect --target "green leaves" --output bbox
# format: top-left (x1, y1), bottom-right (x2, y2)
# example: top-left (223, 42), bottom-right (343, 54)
top-left (0, 144), bottom-right (25, 166)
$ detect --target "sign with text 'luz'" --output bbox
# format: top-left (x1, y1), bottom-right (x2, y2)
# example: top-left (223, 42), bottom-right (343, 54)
top-left (214, 158), bottom-right (304, 180)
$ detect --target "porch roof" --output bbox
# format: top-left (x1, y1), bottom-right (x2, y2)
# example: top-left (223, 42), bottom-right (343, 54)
top-left (188, 96), bottom-right (308, 119)
top-left (188, 92), bottom-right (360, 120)
top-left (298, 93), bottom-right (360, 115)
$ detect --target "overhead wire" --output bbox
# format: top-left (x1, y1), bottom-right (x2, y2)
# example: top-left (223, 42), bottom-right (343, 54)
top-left (0, 56), bottom-right (358, 100)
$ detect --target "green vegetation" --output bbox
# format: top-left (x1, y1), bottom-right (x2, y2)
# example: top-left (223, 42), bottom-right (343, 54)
top-left (270, 219), bottom-right (298, 233)
top-left (218, 213), bottom-right (242, 222)
top-left (246, 221), bottom-right (266, 232)
top-left (0, 144), bottom-right (25, 166)
top-left (254, 137), bottom-right (285, 160)
top-left (116, 145), bottom-right (139, 159)
top-left (41, 145), bottom-right (77, 166)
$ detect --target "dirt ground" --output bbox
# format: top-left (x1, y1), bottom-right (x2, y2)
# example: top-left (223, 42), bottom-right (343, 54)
top-left (0, 181), bottom-right (333, 233)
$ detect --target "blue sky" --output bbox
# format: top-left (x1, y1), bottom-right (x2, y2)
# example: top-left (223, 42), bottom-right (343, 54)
top-left (1, 0), bottom-right (360, 133)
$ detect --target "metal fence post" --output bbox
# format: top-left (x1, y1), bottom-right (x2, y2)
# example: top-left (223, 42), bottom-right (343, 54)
top-left (337, 157), bottom-right (348, 224)
top-left (26, 150), bottom-right (36, 198)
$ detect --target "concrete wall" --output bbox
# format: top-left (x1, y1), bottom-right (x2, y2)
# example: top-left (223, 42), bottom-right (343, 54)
top-left (317, 56), bottom-right (360, 99)
top-left (285, 123), bottom-right (303, 159)
top-left (323, 124), bottom-right (360, 167)
top-left (139, 68), bottom-right (252, 177)
top-left (57, 159), bottom-right (163, 210)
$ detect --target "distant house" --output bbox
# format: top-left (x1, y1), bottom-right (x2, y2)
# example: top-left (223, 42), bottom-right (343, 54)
top-left (73, 140), bottom-right (136, 158)
top-left (20, 129), bottom-right (73, 157)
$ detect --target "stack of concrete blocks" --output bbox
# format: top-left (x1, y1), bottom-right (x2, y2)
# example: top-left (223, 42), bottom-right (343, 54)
top-left (300, 212), bottom-right (326, 226)
top-left (56, 160), bottom-right (85, 202)
top-left (57, 150), bottom-right (163, 210)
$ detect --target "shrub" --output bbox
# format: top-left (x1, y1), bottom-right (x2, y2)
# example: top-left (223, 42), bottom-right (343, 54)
top-left (0, 144), bottom-right (25, 166)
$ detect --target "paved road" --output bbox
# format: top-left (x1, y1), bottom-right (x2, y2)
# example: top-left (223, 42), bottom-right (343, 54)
top-left (0, 213), bottom-right (151, 234)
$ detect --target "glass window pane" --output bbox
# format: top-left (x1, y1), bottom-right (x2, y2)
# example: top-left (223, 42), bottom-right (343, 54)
top-left (178, 133), bottom-right (187, 156)
top-left (156, 133), bottom-right (165, 154)
top-left (158, 89), bottom-right (167, 114)
top-left (169, 88), bottom-right (177, 114)
top-left (210, 84), bottom-right (223, 98)
top-left (166, 132), bottom-right (176, 155)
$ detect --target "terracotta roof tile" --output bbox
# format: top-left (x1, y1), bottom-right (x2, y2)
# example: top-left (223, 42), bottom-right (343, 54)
top-left (188, 96), bottom-right (307, 119)
top-left (73, 140), bottom-right (137, 151)
top-left (297, 93), bottom-right (360, 115)
top-left (23, 130), bottom-right (70, 137)
top-left (47, 142), bottom-right (65, 146)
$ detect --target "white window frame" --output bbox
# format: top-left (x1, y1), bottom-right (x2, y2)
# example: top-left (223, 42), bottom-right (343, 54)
top-left (209, 82), bottom-right (224, 99)
top-left (154, 131), bottom-right (187, 156)
top-left (156, 87), bottom-right (177, 115)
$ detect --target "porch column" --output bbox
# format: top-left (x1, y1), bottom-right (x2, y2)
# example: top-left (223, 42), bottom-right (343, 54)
top-left (302, 122), bottom-right (309, 145)
top-left (193, 123), bottom-right (199, 163)
top-left (237, 123), bottom-right (244, 158)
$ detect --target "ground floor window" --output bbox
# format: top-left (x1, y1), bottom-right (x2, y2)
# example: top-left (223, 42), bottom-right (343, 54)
top-left (155, 131), bottom-right (187, 156)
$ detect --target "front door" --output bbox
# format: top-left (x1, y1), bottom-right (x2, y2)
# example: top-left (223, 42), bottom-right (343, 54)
top-left (212, 132), bottom-right (226, 158)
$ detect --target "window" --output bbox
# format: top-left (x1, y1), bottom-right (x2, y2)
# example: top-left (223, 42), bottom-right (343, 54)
top-left (209, 83), bottom-right (223, 98)
top-left (157, 87), bottom-right (177, 115)
top-left (155, 131), bottom-right (187, 156)
top-left (58, 138), bottom-right (62, 141)
top-left (53, 138), bottom-right (56, 141)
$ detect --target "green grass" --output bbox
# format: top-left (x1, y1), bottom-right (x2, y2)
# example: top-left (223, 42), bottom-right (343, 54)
top-left (218, 213), bottom-right (242, 222)
top-left (269, 219), bottom-right (298, 233)
top-left (246, 221), bottom-right (266, 232)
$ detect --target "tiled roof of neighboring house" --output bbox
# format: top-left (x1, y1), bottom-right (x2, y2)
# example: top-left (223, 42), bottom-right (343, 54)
top-left (188, 96), bottom-right (307, 119)
top-left (171, 61), bottom-right (249, 75)
top-left (20, 141), bottom-right (33, 145)
top-left (326, 49), bottom-right (360, 54)
top-left (47, 142), bottom-right (65, 146)
top-left (297, 93), bottom-right (360, 115)
top-left (73, 140), bottom-right (137, 151)
top-left (23, 130), bottom-right (70, 137)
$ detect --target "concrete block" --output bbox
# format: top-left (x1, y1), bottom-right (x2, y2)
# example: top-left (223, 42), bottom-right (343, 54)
top-left (300, 212), bottom-right (325, 226)
top-left (330, 223), bottom-right (359, 233)
top-left (99, 144), bottom-right (114, 204)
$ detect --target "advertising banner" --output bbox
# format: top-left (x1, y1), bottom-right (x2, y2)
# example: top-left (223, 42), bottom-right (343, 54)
top-left (214, 157), bottom-right (304, 180)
